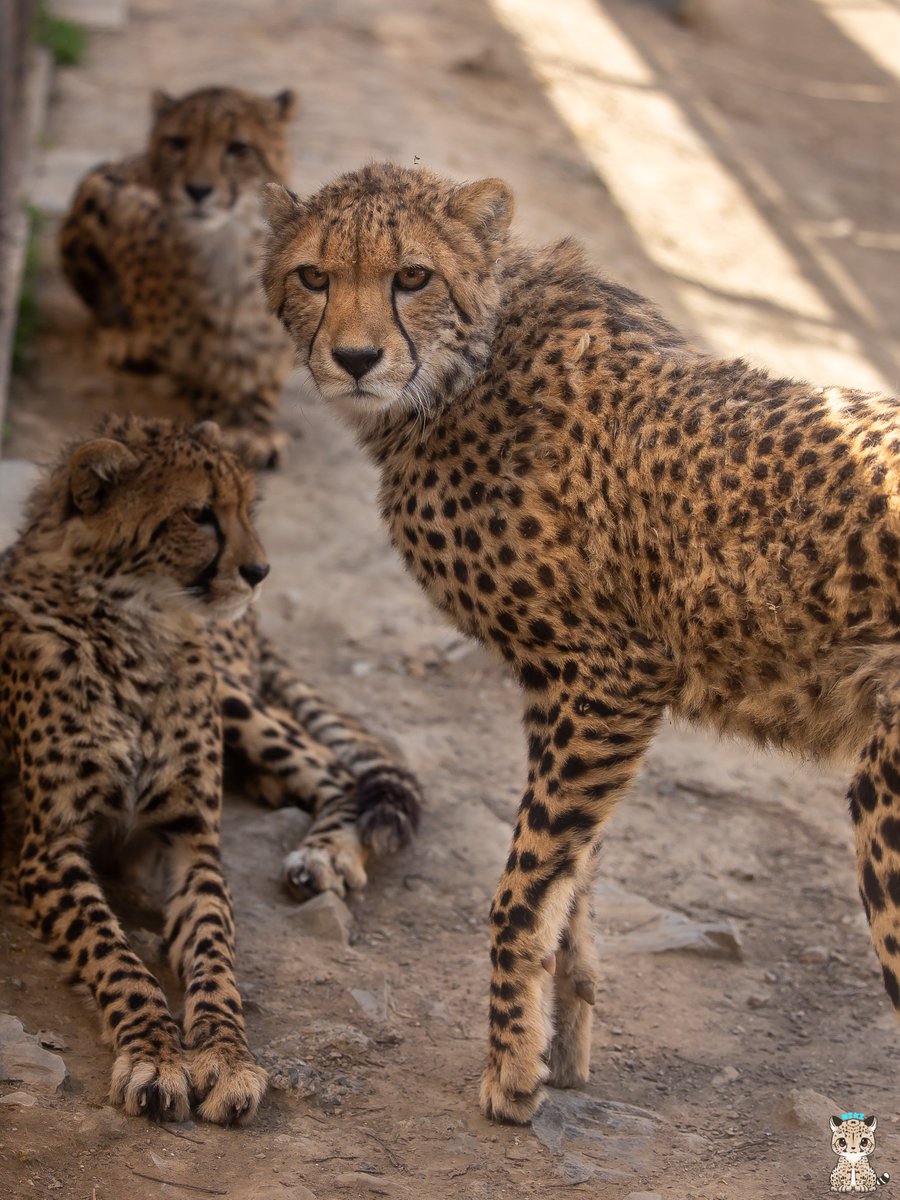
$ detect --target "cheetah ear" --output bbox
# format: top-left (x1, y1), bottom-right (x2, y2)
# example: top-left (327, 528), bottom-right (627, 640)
top-left (260, 181), bottom-right (304, 233)
top-left (830, 1116), bottom-right (845, 1131)
top-left (151, 89), bottom-right (177, 119)
top-left (447, 178), bottom-right (514, 259)
top-left (191, 420), bottom-right (222, 447)
top-left (271, 89), bottom-right (297, 120)
top-left (864, 1116), bottom-right (877, 1130)
top-left (70, 439), bottom-right (139, 515)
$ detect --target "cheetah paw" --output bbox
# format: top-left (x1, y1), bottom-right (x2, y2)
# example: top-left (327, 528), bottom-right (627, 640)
top-left (189, 1047), bottom-right (268, 1125)
top-left (479, 1058), bottom-right (548, 1125)
top-left (282, 842), bottom-right (368, 900)
top-left (110, 1051), bottom-right (191, 1122)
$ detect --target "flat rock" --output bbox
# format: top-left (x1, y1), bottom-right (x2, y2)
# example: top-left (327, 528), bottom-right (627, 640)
top-left (608, 910), bottom-right (743, 960)
top-left (778, 1087), bottom-right (841, 1136)
top-left (0, 1090), bottom-right (37, 1107)
top-left (625, 1193), bottom-right (663, 1200)
top-left (291, 891), bottom-right (353, 944)
top-left (532, 1093), bottom-right (662, 1181)
top-left (0, 1014), bottom-right (68, 1093)
top-left (593, 880), bottom-right (742, 960)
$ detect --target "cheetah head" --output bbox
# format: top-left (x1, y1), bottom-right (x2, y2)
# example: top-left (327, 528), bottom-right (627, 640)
top-left (29, 416), bottom-right (269, 622)
top-left (831, 1114), bottom-right (877, 1163)
top-left (261, 162), bottom-right (514, 431)
top-left (147, 85), bottom-right (296, 229)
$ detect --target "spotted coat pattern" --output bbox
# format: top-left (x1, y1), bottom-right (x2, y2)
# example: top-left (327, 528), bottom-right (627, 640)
top-left (262, 162), bottom-right (900, 1124)
top-left (59, 87), bottom-right (297, 469)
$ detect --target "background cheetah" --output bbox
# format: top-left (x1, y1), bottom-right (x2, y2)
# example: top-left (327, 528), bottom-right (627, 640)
top-left (263, 162), bottom-right (900, 1124)
top-left (59, 87), bottom-right (296, 469)
top-left (0, 416), bottom-right (271, 1123)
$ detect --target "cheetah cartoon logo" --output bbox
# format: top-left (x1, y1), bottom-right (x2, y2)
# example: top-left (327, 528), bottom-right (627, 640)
top-left (830, 1114), bottom-right (890, 1193)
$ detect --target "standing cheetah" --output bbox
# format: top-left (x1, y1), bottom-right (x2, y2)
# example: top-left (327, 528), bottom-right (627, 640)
top-left (59, 87), bottom-right (297, 468)
top-left (261, 162), bottom-right (900, 1123)
top-left (0, 416), bottom-right (271, 1123)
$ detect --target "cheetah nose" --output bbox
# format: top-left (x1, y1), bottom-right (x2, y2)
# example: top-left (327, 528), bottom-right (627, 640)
top-left (185, 182), bottom-right (214, 204)
top-left (332, 346), bottom-right (383, 381)
top-left (239, 562), bottom-right (270, 588)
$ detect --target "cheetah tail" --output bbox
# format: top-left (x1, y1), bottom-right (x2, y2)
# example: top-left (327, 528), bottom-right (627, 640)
top-left (877, 1172), bottom-right (890, 1186)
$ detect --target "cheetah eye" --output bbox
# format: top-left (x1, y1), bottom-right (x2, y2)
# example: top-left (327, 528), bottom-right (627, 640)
top-left (839, 1138), bottom-right (847, 1148)
top-left (861, 1139), bottom-right (871, 1149)
top-left (164, 135), bottom-right (188, 152)
top-left (226, 140), bottom-right (252, 157)
top-left (189, 506), bottom-right (216, 526)
top-left (297, 265), bottom-right (329, 292)
top-left (394, 265), bottom-right (432, 292)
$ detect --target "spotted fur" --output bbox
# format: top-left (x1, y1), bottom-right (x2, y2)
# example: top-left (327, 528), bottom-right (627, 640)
top-left (59, 87), bottom-right (297, 469)
top-left (0, 416), bottom-right (270, 1123)
top-left (262, 162), bottom-right (900, 1123)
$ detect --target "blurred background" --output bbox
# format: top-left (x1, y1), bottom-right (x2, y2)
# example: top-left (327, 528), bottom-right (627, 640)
top-left (1, 2), bottom-right (898, 1198)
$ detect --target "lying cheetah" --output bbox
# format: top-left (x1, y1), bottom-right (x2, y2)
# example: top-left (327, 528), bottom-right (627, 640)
top-left (262, 162), bottom-right (900, 1124)
top-left (60, 87), bottom-right (297, 468)
top-left (0, 416), bottom-right (271, 1122)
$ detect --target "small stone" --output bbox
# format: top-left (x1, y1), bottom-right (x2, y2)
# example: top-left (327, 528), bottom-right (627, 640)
top-left (763, 970), bottom-right (778, 984)
top-left (0, 1090), bottom-right (37, 1107)
top-left (712, 1065), bottom-right (740, 1086)
top-left (36, 1030), bottom-right (68, 1051)
top-left (292, 892), bottom-right (353, 944)
top-left (0, 1014), bottom-right (68, 1093)
top-left (746, 990), bottom-right (771, 1009)
top-left (778, 1087), bottom-right (841, 1135)
top-left (10, 978), bottom-right (25, 991)
top-left (798, 946), bottom-right (828, 964)
top-left (624, 1193), bottom-right (663, 1200)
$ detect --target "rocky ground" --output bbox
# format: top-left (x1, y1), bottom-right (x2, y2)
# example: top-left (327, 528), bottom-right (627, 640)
top-left (2, 0), bottom-right (900, 1197)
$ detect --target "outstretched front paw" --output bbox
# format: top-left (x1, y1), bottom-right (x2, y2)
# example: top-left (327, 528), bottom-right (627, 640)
top-left (282, 834), bottom-right (368, 900)
top-left (189, 1045), bottom-right (268, 1126)
top-left (110, 1049), bottom-right (191, 1122)
top-left (480, 1057), bottom-right (548, 1124)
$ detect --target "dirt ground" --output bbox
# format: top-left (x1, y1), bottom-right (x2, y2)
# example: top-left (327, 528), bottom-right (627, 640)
top-left (2, 0), bottom-right (900, 1197)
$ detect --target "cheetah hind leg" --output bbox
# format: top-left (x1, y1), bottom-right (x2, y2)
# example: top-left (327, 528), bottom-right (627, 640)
top-left (256, 635), bottom-right (423, 857)
top-left (219, 674), bottom-right (370, 899)
top-left (849, 682), bottom-right (900, 1017)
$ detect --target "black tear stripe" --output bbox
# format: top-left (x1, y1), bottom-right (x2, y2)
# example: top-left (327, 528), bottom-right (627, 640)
top-left (391, 289), bottom-right (421, 390)
top-left (188, 513), bottom-right (225, 594)
top-left (308, 292), bottom-right (329, 364)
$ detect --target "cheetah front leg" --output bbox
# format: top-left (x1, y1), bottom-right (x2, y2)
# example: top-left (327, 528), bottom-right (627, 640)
top-left (16, 824), bottom-right (190, 1120)
top-left (219, 674), bottom-right (368, 898)
top-left (162, 819), bottom-right (267, 1125)
top-left (481, 660), bottom-right (667, 1123)
top-left (849, 682), bottom-right (900, 1020)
